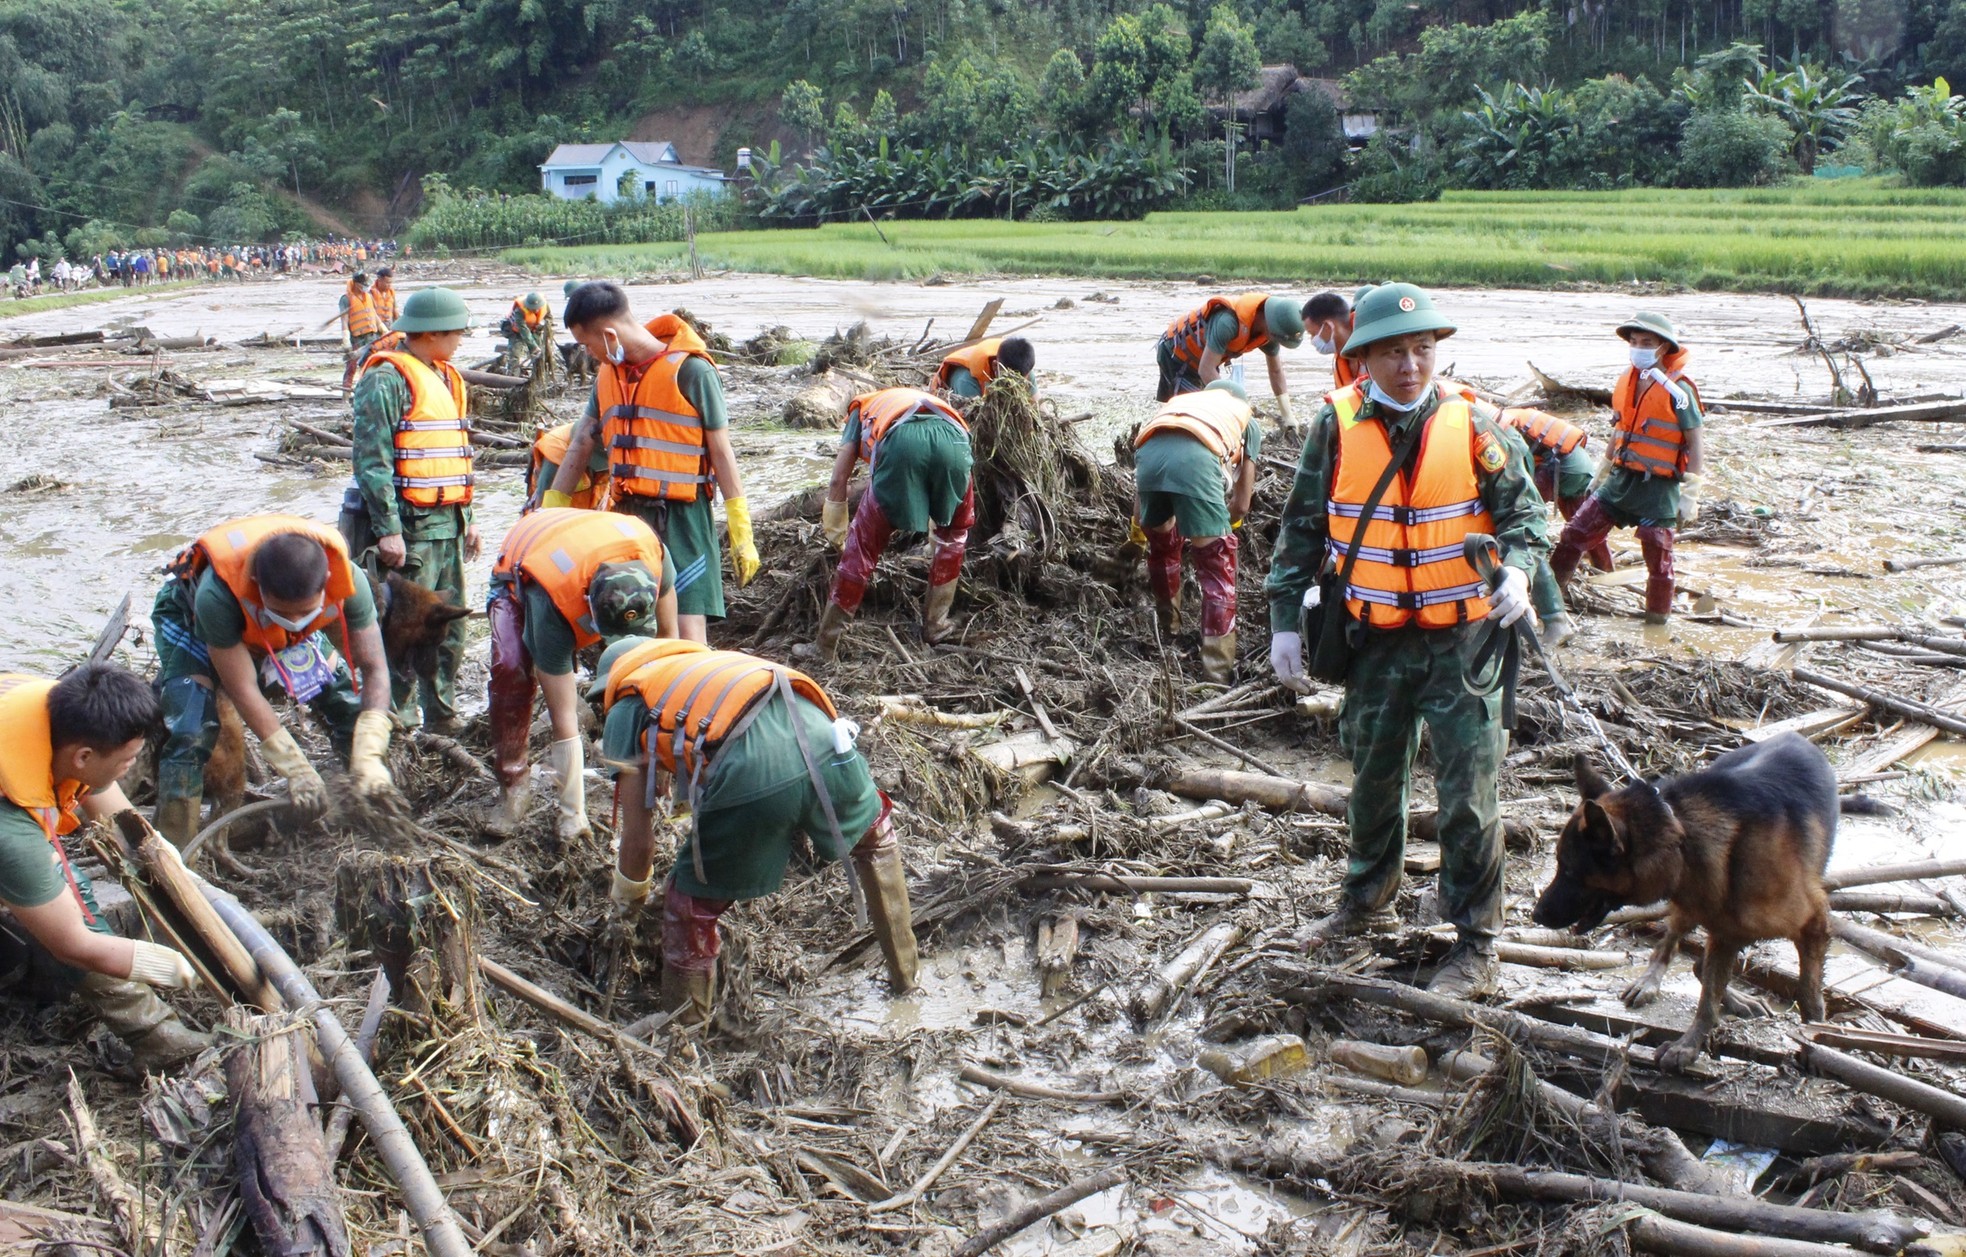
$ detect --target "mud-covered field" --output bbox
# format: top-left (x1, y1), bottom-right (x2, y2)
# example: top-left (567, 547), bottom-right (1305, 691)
top-left (5, 267), bottom-right (1966, 1256)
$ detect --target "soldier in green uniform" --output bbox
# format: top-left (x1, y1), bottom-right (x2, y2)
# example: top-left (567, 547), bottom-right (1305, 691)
top-left (348, 288), bottom-right (481, 729)
top-left (0, 666), bottom-right (208, 1071)
top-left (591, 638), bottom-right (918, 1026)
top-left (1155, 293), bottom-right (1308, 422)
top-left (1265, 284), bottom-right (1548, 999)
top-left (497, 292), bottom-right (551, 373)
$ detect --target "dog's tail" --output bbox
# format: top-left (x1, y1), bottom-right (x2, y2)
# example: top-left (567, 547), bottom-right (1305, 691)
top-left (1839, 793), bottom-right (1897, 817)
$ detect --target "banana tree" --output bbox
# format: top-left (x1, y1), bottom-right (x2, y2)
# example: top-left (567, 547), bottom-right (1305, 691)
top-left (1746, 60), bottom-right (1865, 175)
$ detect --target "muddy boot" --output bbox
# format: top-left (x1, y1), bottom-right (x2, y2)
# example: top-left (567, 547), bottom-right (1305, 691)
top-left (548, 737), bottom-right (591, 842)
top-left (1541, 612), bottom-right (1576, 649)
top-left (1427, 939), bottom-right (1500, 1001)
top-left (1297, 899), bottom-right (1400, 950)
top-left (659, 881), bottom-right (726, 1028)
top-left (154, 795), bottom-right (202, 849)
top-left (485, 782), bottom-right (530, 836)
top-left (659, 963), bottom-right (716, 1028)
top-left (1153, 596), bottom-right (1181, 637)
top-left (1145, 525), bottom-right (1184, 637)
top-left (850, 821), bottom-right (920, 994)
top-left (75, 973), bottom-right (210, 1072)
top-left (920, 578), bottom-right (959, 646)
top-left (795, 602), bottom-right (853, 662)
top-left (1199, 631), bottom-right (1237, 684)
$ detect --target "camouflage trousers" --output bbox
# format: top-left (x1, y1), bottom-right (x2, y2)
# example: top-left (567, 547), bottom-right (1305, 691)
top-left (377, 535), bottom-right (467, 727)
top-left (1336, 624), bottom-right (1506, 940)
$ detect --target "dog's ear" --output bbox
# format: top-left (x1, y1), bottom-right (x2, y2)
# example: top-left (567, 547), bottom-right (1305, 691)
top-left (433, 602), bottom-right (475, 624)
top-left (1581, 798), bottom-right (1625, 859)
top-left (1574, 755), bottom-right (1612, 803)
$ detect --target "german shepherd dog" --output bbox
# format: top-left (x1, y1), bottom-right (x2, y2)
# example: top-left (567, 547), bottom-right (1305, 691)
top-left (206, 573), bottom-right (473, 808)
top-left (1532, 731), bottom-right (1836, 1071)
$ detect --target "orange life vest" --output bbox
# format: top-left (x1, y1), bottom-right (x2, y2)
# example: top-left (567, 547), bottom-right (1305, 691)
top-left (1500, 407), bottom-right (1588, 457)
top-left (492, 508), bottom-right (666, 648)
top-left (852, 388), bottom-right (967, 464)
top-left (359, 330), bottom-right (408, 369)
top-left (933, 338), bottom-right (1002, 392)
top-left (373, 286), bottom-right (398, 327)
top-left (1334, 353), bottom-right (1365, 390)
top-left (596, 316), bottom-right (717, 504)
top-left (345, 283), bottom-right (382, 338)
top-left (167, 515), bottom-right (362, 656)
top-left (1134, 389), bottom-right (1251, 469)
top-left (603, 639), bottom-right (837, 782)
top-left (511, 300), bottom-right (546, 330)
top-left (1608, 352), bottom-right (1697, 480)
top-left (1326, 384), bottom-right (1496, 630)
top-left (528, 422), bottom-right (609, 511)
top-left (1161, 293), bottom-right (1271, 370)
top-left (0, 674), bottom-right (97, 923)
top-left (365, 350), bottom-right (474, 507)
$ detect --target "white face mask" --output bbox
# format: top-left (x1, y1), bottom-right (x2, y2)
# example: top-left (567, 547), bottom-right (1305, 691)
top-left (1366, 379), bottom-right (1414, 413)
top-left (1310, 334), bottom-right (1337, 356)
top-left (602, 329), bottom-right (626, 365)
top-left (1629, 346), bottom-right (1659, 370)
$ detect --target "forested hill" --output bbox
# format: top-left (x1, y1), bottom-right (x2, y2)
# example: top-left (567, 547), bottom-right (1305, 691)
top-left (4, 0), bottom-right (1966, 260)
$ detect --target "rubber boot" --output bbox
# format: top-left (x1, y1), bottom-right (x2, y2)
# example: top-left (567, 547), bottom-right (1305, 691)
top-left (1549, 495), bottom-right (1616, 589)
top-left (487, 783), bottom-right (530, 835)
top-left (1558, 496), bottom-right (1613, 572)
top-left (922, 520), bottom-right (967, 645)
top-left (797, 602), bottom-right (853, 662)
top-left (1637, 524), bottom-right (1677, 625)
top-left (75, 973), bottom-right (210, 1072)
top-left (1192, 534), bottom-right (1239, 682)
top-left (921, 579), bottom-right (958, 645)
top-left (1199, 631), bottom-right (1237, 684)
top-left (659, 881), bottom-right (726, 1028)
top-left (548, 737), bottom-right (590, 842)
top-left (155, 795), bottom-right (202, 849)
top-left (849, 811), bottom-right (920, 993)
top-left (1145, 525), bottom-right (1184, 636)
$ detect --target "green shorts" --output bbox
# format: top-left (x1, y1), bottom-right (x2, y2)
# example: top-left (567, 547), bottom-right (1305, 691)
top-left (613, 495), bottom-right (723, 620)
top-left (870, 419), bottom-right (974, 532)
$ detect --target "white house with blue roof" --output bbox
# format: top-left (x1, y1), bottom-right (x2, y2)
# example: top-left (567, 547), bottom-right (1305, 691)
top-left (538, 141), bottom-right (730, 204)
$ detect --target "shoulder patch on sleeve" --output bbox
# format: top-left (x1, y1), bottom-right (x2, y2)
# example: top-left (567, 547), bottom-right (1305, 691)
top-left (1474, 431), bottom-right (1507, 474)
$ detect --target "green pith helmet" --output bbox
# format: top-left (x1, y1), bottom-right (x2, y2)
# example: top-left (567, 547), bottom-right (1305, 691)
top-left (351, 271), bottom-right (370, 286)
top-left (589, 633), bottom-right (654, 700)
top-left (1616, 311), bottom-right (1683, 348)
top-left (1204, 378), bottom-right (1250, 402)
top-left (1343, 283), bottom-right (1456, 359)
top-left (1263, 295), bottom-right (1306, 348)
top-left (590, 563), bottom-right (659, 638)
top-left (521, 291), bottom-right (547, 315)
top-left (563, 279), bottom-right (581, 298)
top-left (1351, 284), bottom-right (1377, 306)
top-left (393, 287), bottom-right (472, 333)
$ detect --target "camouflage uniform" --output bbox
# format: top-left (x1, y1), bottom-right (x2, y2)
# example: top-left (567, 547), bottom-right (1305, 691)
top-left (1266, 386), bottom-right (1548, 941)
top-left (350, 363), bottom-right (470, 725)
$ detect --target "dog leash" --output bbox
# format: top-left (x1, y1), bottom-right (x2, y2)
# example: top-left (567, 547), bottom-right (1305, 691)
top-left (1463, 534), bottom-right (1648, 786)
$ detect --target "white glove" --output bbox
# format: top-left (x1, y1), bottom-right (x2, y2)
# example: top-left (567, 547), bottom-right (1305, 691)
top-left (610, 866), bottom-right (652, 910)
top-left (1676, 472), bottom-right (1704, 526)
top-left (260, 728), bottom-right (328, 817)
top-left (1486, 566), bottom-right (1533, 628)
top-left (128, 940), bottom-right (197, 989)
top-left (1270, 630), bottom-right (1308, 692)
top-left (822, 498), bottom-right (849, 550)
top-left (1646, 368), bottom-right (1689, 410)
top-left (1276, 393), bottom-right (1295, 425)
top-left (348, 710), bottom-right (394, 797)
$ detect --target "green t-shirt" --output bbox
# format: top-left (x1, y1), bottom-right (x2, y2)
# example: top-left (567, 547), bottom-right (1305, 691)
top-left (602, 691), bottom-right (868, 815)
top-left (1206, 309), bottom-right (1278, 358)
top-left (0, 802), bottom-right (63, 909)
top-left (1134, 415), bottom-right (1266, 503)
top-left (191, 566), bottom-right (377, 652)
top-left (1598, 386), bottom-right (1705, 524)
top-left (517, 545), bottom-right (677, 676)
top-left (581, 356), bottom-right (729, 432)
top-left (945, 365), bottom-right (984, 399)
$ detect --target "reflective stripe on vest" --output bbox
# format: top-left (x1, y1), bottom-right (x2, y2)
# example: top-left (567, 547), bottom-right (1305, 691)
top-left (491, 508), bottom-right (665, 647)
top-left (1502, 407), bottom-right (1588, 457)
top-left (1134, 390), bottom-right (1251, 468)
top-left (345, 285), bottom-right (382, 338)
top-left (1325, 384), bottom-right (1496, 630)
top-left (1161, 292), bottom-right (1270, 370)
top-left (597, 315), bottom-right (716, 504)
top-left (167, 516), bottom-right (360, 656)
top-left (934, 338), bottom-right (1001, 391)
top-left (368, 350), bottom-right (474, 507)
top-left (603, 640), bottom-right (838, 781)
top-left (1608, 367), bottom-right (1694, 479)
top-left (854, 387), bottom-right (967, 465)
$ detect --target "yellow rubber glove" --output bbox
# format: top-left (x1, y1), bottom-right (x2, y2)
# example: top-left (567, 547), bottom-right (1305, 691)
top-left (260, 728), bottom-right (327, 817)
top-left (725, 495), bottom-right (760, 586)
top-left (1128, 519), bottom-right (1149, 548)
top-left (540, 488), bottom-right (574, 510)
top-left (348, 710), bottom-right (394, 797)
top-left (1232, 516), bottom-right (1245, 531)
top-left (822, 498), bottom-right (850, 550)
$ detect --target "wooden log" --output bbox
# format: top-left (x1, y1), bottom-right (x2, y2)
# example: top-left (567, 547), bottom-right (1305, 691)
top-left (1149, 764), bottom-right (1537, 849)
top-left (1022, 872), bottom-right (1254, 896)
top-left (1824, 856), bottom-right (1966, 891)
top-left (1740, 706), bottom-right (1865, 743)
top-left (1628, 1213), bottom-right (1907, 1257)
top-left (783, 369), bottom-right (859, 428)
top-left (1829, 889), bottom-right (1954, 916)
top-left (1885, 554), bottom-right (1966, 573)
top-left (1829, 916), bottom-right (1966, 976)
top-left (1800, 1026), bottom-right (1966, 1063)
top-left (1493, 940), bottom-right (1628, 971)
top-left (958, 1063), bottom-right (1123, 1104)
top-left (11, 329), bottom-right (106, 347)
top-left (1899, 956), bottom-right (1966, 1002)
top-left (225, 1008), bottom-right (353, 1257)
top-left (68, 1071), bottom-right (162, 1254)
top-left (1464, 1162), bottom-right (1929, 1253)
top-left (1131, 920), bottom-right (1245, 1020)
top-left (455, 366), bottom-right (528, 388)
top-left (1437, 1053), bottom-right (1723, 1194)
top-left (116, 811), bottom-right (282, 1009)
top-left (1751, 397), bottom-right (1966, 430)
top-left (951, 1166), bottom-right (1126, 1257)
top-left (1799, 1039), bottom-right (1966, 1129)
top-left (0, 1199), bottom-right (115, 1250)
top-left (1035, 915), bottom-right (1079, 998)
top-left (1792, 668), bottom-right (1966, 736)
top-left (82, 593), bottom-right (131, 669)
top-left (323, 970), bottom-right (392, 1160)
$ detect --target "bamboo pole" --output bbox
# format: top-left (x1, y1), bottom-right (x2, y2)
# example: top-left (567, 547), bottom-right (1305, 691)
top-left (1131, 920), bottom-right (1245, 1020)
top-left (951, 1166), bottom-right (1127, 1257)
top-left (1791, 668), bottom-right (1966, 737)
top-left (1824, 856), bottom-right (1966, 890)
top-left (1798, 1039), bottom-right (1966, 1129)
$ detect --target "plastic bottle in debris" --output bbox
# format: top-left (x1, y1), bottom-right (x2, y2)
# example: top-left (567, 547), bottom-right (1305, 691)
top-left (1197, 1034), bottom-right (1310, 1085)
top-left (1328, 1039), bottom-right (1428, 1085)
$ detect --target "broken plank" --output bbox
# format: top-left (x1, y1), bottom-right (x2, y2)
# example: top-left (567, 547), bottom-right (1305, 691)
top-left (1800, 1025), bottom-right (1966, 1064)
top-left (1741, 706), bottom-right (1864, 743)
top-left (1743, 946), bottom-right (1966, 1040)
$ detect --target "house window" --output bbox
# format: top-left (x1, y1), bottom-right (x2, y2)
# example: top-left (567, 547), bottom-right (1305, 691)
top-left (665, 181), bottom-right (679, 198)
top-left (562, 173), bottom-right (597, 187)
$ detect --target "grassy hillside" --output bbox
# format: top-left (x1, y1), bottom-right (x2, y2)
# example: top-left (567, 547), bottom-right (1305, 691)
top-left (506, 182), bottom-right (1966, 300)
